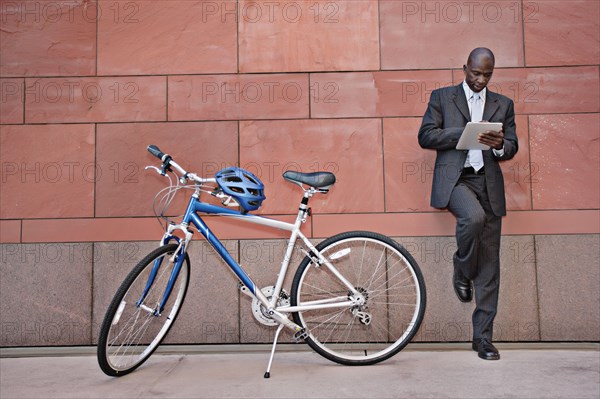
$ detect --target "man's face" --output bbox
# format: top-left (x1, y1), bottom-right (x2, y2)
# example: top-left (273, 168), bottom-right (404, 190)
top-left (463, 56), bottom-right (494, 93)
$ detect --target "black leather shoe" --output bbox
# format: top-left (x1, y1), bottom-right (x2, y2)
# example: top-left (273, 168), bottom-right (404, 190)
top-left (472, 338), bottom-right (500, 360)
top-left (453, 270), bottom-right (472, 302)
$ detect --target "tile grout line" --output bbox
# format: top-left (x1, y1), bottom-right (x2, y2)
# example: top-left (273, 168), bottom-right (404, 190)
top-left (377, 0), bottom-right (383, 71)
top-left (380, 118), bottom-right (387, 213)
top-left (90, 243), bottom-right (95, 346)
top-left (532, 234), bottom-right (542, 340)
top-left (527, 115), bottom-right (534, 210)
top-left (520, 0), bottom-right (527, 67)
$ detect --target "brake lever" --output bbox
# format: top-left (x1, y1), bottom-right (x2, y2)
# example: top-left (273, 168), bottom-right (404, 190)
top-left (146, 165), bottom-right (190, 186)
top-left (145, 165), bottom-right (164, 175)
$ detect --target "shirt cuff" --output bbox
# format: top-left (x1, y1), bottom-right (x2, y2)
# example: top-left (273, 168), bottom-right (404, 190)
top-left (493, 146), bottom-right (505, 157)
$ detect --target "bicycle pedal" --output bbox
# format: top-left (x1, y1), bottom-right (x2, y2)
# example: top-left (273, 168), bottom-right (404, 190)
top-left (293, 328), bottom-right (308, 342)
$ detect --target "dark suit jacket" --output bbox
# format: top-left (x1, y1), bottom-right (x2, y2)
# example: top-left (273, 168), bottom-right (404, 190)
top-left (418, 84), bottom-right (518, 216)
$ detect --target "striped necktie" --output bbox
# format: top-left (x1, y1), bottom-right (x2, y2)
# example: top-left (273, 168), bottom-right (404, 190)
top-left (468, 93), bottom-right (484, 171)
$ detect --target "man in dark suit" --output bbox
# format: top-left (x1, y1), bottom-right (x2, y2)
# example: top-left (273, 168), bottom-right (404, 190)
top-left (418, 48), bottom-right (518, 360)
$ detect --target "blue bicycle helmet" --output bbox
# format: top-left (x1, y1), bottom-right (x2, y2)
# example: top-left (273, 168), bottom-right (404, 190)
top-left (215, 167), bottom-right (266, 212)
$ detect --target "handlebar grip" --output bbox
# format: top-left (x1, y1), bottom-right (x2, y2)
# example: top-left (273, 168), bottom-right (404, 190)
top-left (147, 145), bottom-right (165, 160)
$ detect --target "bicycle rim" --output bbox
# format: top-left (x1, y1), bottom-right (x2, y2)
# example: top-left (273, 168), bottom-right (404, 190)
top-left (98, 245), bottom-right (189, 376)
top-left (292, 232), bottom-right (425, 365)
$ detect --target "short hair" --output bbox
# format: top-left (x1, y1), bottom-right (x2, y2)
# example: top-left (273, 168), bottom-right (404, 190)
top-left (467, 48), bottom-right (495, 66)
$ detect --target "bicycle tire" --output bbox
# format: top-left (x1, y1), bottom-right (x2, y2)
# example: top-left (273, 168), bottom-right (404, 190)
top-left (97, 244), bottom-right (190, 376)
top-left (291, 231), bottom-right (426, 365)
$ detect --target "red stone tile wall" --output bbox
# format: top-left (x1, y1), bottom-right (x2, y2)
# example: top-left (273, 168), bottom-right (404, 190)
top-left (1, 0), bottom-right (598, 242)
top-left (1, 1), bottom-right (599, 345)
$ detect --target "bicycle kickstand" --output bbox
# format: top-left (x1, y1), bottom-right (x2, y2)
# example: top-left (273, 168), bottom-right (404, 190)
top-left (264, 323), bottom-right (285, 379)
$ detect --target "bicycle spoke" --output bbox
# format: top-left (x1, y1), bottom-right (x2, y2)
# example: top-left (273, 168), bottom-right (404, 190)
top-left (98, 245), bottom-right (190, 376)
top-left (292, 233), bottom-right (425, 365)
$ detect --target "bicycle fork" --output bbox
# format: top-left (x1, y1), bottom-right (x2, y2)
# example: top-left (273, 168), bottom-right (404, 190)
top-left (136, 228), bottom-right (192, 316)
top-left (136, 245), bottom-right (185, 316)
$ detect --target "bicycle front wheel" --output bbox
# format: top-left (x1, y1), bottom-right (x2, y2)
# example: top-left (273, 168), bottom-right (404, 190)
top-left (291, 231), bottom-right (426, 365)
top-left (97, 244), bottom-right (190, 376)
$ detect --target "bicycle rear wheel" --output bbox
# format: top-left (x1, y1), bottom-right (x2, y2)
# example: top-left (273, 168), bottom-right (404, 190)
top-left (291, 231), bottom-right (426, 365)
top-left (97, 244), bottom-right (190, 376)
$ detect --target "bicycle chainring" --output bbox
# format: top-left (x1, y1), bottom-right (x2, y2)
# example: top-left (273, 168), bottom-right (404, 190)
top-left (251, 286), bottom-right (290, 326)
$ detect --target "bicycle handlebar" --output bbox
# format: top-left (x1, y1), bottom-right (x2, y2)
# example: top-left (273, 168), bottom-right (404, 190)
top-left (147, 144), bottom-right (215, 184)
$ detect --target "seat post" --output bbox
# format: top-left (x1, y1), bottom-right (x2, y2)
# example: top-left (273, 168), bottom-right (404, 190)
top-left (299, 191), bottom-right (311, 218)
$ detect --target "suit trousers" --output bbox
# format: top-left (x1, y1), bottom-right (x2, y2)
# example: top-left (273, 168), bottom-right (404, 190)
top-left (447, 172), bottom-right (502, 340)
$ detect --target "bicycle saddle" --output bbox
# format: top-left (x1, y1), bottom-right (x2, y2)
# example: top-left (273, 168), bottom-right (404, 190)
top-left (283, 171), bottom-right (336, 189)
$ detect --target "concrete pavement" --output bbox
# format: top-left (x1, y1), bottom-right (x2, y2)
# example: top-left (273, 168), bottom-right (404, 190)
top-left (1, 343), bottom-right (599, 398)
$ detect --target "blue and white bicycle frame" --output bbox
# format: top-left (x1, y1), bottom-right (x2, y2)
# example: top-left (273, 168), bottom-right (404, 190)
top-left (142, 155), bottom-right (366, 374)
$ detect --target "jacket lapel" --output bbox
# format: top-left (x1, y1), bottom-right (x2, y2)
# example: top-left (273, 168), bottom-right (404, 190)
top-left (453, 84), bottom-right (502, 122)
top-left (452, 84), bottom-right (471, 122)
top-left (483, 91), bottom-right (500, 121)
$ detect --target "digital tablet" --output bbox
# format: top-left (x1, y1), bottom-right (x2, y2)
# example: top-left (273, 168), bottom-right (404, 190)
top-left (456, 122), bottom-right (503, 150)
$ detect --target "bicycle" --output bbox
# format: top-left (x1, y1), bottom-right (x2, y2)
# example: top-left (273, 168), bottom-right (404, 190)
top-left (97, 145), bottom-right (426, 378)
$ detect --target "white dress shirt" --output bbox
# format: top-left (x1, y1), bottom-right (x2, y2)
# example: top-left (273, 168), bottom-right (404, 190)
top-left (461, 81), bottom-right (505, 166)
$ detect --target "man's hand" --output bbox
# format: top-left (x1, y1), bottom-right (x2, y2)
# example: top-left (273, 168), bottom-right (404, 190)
top-left (478, 128), bottom-right (504, 150)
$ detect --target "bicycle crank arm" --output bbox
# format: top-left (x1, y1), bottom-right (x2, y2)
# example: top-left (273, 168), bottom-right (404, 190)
top-left (238, 282), bottom-right (301, 332)
top-left (267, 308), bottom-right (303, 333)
